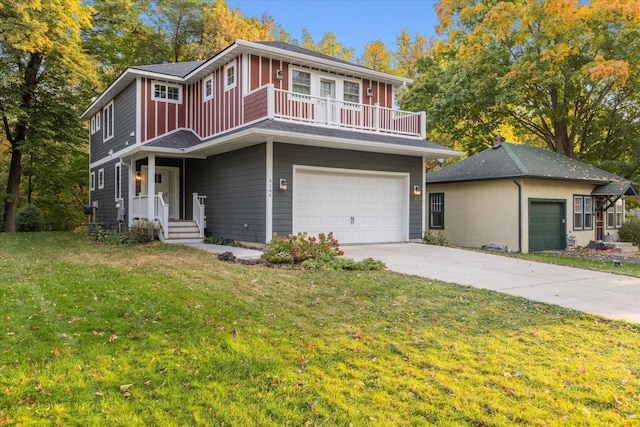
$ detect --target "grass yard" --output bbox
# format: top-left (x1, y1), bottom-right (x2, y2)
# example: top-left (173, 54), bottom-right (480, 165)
top-left (497, 252), bottom-right (640, 278)
top-left (1, 232), bottom-right (639, 426)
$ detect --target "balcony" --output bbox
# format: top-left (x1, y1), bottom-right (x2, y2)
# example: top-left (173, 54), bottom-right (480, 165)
top-left (243, 85), bottom-right (425, 139)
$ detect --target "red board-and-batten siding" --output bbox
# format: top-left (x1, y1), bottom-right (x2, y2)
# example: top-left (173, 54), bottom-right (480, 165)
top-left (139, 54), bottom-right (395, 144)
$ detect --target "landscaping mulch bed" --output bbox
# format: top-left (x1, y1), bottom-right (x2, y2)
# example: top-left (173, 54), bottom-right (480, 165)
top-left (541, 247), bottom-right (640, 264)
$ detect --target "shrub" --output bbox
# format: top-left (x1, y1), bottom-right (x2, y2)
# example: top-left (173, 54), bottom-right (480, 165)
top-left (127, 220), bottom-right (159, 243)
top-left (423, 230), bottom-right (450, 246)
top-left (204, 236), bottom-right (235, 246)
top-left (16, 204), bottom-right (44, 232)
top-left (262, 232), bottom-right (344, 264)
top-left (619, 217), bottom-right (640, 246)
top-left (302, 257), bottom-right (386, 271)
top-left (92, 226), bottom-right (129, 245)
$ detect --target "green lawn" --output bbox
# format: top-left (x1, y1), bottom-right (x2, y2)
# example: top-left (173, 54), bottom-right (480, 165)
top-left (1, 232), bottom-right (639, 426)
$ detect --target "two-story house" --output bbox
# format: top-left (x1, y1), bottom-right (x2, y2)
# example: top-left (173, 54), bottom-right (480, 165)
top-left (81, 40), bottom-right (461, 244)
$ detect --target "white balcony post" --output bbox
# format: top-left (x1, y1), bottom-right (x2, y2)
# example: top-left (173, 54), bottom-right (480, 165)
top-left (374, 103), bottom-right (380, 132)
top-left (420, 111), bottom-right (427, 139)
top-left (325, 95), bottom-right (331, 125)
top-left (267, 83), bottom-right (275, 119)
top-left (147, 154), bottom-right (155, 222)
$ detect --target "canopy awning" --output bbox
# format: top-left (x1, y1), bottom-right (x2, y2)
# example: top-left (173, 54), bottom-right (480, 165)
top-left (591, 181), bottom-right (637, 197)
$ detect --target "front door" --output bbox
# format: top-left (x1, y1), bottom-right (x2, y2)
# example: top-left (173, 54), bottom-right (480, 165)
top-left (595, 199), bottom-right (604, 241)
top-left (318, 78), bottom-right (337, 124)
top-left (142, 166), bottom-right (180, 219)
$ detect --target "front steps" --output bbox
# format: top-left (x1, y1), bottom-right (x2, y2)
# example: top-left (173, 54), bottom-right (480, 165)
top-left (163, 220), bottom-right (204, 244)
top-left (607, 241), bottom-right (639, 253)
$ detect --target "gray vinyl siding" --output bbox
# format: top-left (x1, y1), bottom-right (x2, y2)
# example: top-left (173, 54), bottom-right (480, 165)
top-left (273, 143), bottom-right (423, 239)
top-left (185, 144), bottom-right (266, 242)
top-left (89, 160), bottom-right (129, 225)
top-left (90, 81), bottom-right (137, 163)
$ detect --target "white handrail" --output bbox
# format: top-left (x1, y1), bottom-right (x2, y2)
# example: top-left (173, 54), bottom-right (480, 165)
top-left (192, 193), bottom-right (206, 238)
top-left (155, 192), bottom-right (169, 241)
top-left (131, 195), bottom-right (148, 219)
top-left (272, 88), bottom-right (423, 138)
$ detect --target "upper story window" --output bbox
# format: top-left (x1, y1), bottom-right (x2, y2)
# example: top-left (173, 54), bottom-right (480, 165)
top-left (204, 75), bottom-right (214, 100)
top-left (90, 116), bottom-right (96, 135)
top-left (152, 82), bottom-right (181, 103)
top-left (225, 61), bottom-right (236, 90)
top-left (95, 111), bottom-right (101, 131)
top-left (343, 80), bottom-right (360, 103)
top-left (90, 171), bottom-right (96, 191)
top-left (103, 101), bottom-right (114, 142)
top-left (292, 70), bottom-right (311, 95)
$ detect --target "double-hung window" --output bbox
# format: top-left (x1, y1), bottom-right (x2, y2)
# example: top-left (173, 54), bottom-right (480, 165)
top-left (225, 62), bottom-right (236, 90)
top-left (607, 199), bottom-right (624, 229)
top-left (573, 195), bottom-right (593, 230)
top-left (103, 101), bottom-right (114, 141)
top-left (292, 70), bottom-right (311, 95)
top-left (204, 75), bottom-right (214, 100)
top-left (90, 171), bottom-right (96, 191)
top-left (98, 168), bottom-right (105, 190)
top-left (429, 193), bottom-right (444, 229)
top-left (343, 81), bottom-right (360, 103)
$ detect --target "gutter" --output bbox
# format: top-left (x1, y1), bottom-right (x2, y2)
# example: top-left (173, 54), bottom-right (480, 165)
top-left (512, 178), bottom-right (522, 253)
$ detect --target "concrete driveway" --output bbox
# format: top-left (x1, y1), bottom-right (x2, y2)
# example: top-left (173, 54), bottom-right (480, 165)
top-left (342, 243), bottom-right (640, 324)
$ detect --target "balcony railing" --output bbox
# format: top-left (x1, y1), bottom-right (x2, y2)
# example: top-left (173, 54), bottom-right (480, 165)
top-left (244, 85), bottom-right (425, 139)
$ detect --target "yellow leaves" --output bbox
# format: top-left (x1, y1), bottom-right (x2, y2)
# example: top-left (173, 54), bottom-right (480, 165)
top-left (583, 55), bottom-right (630, 86)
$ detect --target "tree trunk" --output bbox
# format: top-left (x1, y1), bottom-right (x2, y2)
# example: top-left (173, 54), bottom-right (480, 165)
top-left (553, 120), bottom-right (573, 158)
top-left (3, 147), bottom-right (22, 232)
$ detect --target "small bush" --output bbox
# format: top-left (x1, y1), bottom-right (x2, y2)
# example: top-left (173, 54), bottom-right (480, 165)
top-left (16, 204), bottom-right (44, 232)
top-left (619, 217), bottom-right (640, 246)
top-left (127, 220), bottom-right (159, 243)
top-left (204, 236), bottom-right (235, 246)
top-left (423, 230), bottom-right (451, 246)
top-left (302, 257), bottom-right (386, 271)
top-left (92, 227), bottom-right (129, 245)
top-left (262, 232), bottom-right (343, 264)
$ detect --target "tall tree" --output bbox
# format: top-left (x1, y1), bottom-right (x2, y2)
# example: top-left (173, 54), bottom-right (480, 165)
top-left (154, 0), bottom-right (206, 62)
top-left (399, 0), bottom-right (640, 169)
top-left (393, 30), bottom-right (428, 79)
top-left (0, 0), bottom-right (96, 232)
top-left (360, 40), bottom-right (392, 73)
top-left (297, 29), bottom-right (355, 61)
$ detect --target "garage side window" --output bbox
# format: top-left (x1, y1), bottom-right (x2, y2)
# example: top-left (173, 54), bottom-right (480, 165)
top-left (573, 195), bottom-right (593, 230)
top-left (429, 193), bottom-right (444, 229)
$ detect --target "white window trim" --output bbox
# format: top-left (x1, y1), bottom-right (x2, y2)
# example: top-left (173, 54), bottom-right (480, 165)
top-left (343, 78), bottom-right (361, 105)
top-left (573, 195), bottom-right (584, 230)
top-left (225, 61), bottom-right (237, 91)
top-left (290, 68), bottom-right (313, 95)
top-left (98, 168), bottom-right (105, 190)
top-left (90, 116), bottom-right (96, 135)
top-left (90, 171), bottom-right (96, 191)
top-left (95, 111), bottom-right (101, 131)
top-left (114, 163), bottom-right (121, 200)
top-left (151, 81), bottom-right (182, 103)
top-left (103, 101), bottom-right (114, 142)
top-left (203, 75), bottom-right (214, 100)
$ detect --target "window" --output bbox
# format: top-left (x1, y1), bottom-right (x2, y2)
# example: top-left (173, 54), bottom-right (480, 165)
top-left (90, 116), bottom-right (96, 135)
top-left (225, 62), bottom-right (236, 90)
top-left (203, 75), bottom-right (214, 100)
top-left (573, 195), bottom-right (593, 230)
top-left (152, 82), bottom-right (181, 102)
top-left (114, 163), bottom-right (121, 200)
top-left (95, 111), bottom-right (101, 131)
top-left (429, 193), bottom-right (444, 229)
top-left (90, 171), bottom-right (96, 191)
top-left (98, 168), bottom-right (105, 190)
top-left (292, 70), bottom-right (311, 95)
top-left (103, 101), bottom-right (114, 141)
top-left (607, 199), bottom-right (624, 229)
top-left (343, 80), bottom-right (360, 103)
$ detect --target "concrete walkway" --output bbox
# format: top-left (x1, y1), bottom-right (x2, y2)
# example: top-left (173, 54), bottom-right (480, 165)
top-left (343, 243), bottom-right (640, 324)
top-left (184, 241), bottom-right (640, 323)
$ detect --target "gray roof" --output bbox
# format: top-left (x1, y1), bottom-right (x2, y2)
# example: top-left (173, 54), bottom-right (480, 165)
top-left (146, 119), bottom-right (459, 154)
top-left (254, 41), bottom-right (369, 70)
top-left (131, 61), bottom-right (206, 78)
top-left (427, 142), bottom-right (635, 194)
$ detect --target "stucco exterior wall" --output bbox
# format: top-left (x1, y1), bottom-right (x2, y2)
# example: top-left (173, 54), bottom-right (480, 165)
top-left (426, 180), bottom-right (520, 251)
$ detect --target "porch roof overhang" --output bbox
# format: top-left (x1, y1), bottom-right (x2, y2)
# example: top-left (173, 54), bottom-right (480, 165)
top-left (120, 119), bottom-right (463, 161)
top-left (591, 181), bottom-right (638, 197)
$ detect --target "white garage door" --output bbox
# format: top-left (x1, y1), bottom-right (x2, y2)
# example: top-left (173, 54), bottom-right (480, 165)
top-left (292, 166), bottom-right (408, 244)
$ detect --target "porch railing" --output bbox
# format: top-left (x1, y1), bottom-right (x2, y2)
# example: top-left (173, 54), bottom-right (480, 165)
top-left (192, 193), bottom-right (206, 238)
top-left (131, 195), bottom-right (148, 219)
top-left (155, 193), bottom-right (169, 241)
top-left (271, 88), bottom-right (425, 139)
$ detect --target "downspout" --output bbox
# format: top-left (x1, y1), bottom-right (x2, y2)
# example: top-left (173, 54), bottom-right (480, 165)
top-left (512, 178), bottom-right (522, 253)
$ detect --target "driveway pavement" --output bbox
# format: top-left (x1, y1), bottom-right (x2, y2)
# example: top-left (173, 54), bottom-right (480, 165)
top-left (342, 243), bottom-right (640, 324)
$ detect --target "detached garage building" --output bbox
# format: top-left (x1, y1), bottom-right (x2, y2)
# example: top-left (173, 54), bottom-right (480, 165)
top-left (425, 142), bottom-right (637, 253)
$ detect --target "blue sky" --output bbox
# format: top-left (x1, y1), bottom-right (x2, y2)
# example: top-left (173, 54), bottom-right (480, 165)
top-left (229, 0), bottom-right (440, 56)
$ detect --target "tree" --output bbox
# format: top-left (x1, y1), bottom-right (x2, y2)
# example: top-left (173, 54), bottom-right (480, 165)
top-left (0, 0), bottom-right (96, 232)
top-left (393, 30), bottom-right (428, 79)
top-left (154, 0), bottom-right (206, 62)
top-left (360, 40), bottom-right (392, 73)
top-left (297, 29), bottom-right (355, 61)
top-left (399, 0), bottom-right (640, 171)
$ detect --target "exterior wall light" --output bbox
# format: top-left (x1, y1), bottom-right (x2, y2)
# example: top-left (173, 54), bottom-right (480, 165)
top-left (135, 171), bottom-right (142, 182)
top-left (367, 87), bottom-right (373, 97)
top-left (276, 69), bottom-right (284, 80)
top-left (413, 185), bottom-right (422, 197)
top-left (279, 178), bottom-right (288, 191)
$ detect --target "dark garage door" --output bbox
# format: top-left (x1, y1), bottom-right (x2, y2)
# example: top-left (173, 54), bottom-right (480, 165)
top-left (529, 200), bottom-right (565, 252)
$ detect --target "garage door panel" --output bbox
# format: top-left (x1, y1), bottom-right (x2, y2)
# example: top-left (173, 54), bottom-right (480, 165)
top-left (529, 201), bottom-right (565, 252)
top-left (293, 168), bottom-right (407, 244)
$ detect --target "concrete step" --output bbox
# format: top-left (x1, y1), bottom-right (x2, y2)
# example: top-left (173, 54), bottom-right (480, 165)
top-left (607, 242), bottom-right (639, 253)
top-left (165, 220), bottom-right (203, 244)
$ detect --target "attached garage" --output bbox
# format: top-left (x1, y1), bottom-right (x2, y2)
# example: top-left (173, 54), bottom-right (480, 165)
top-left (292, 166), bottom-right (409, 243)
top-left (528, 199), bottom-right (566, 252)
